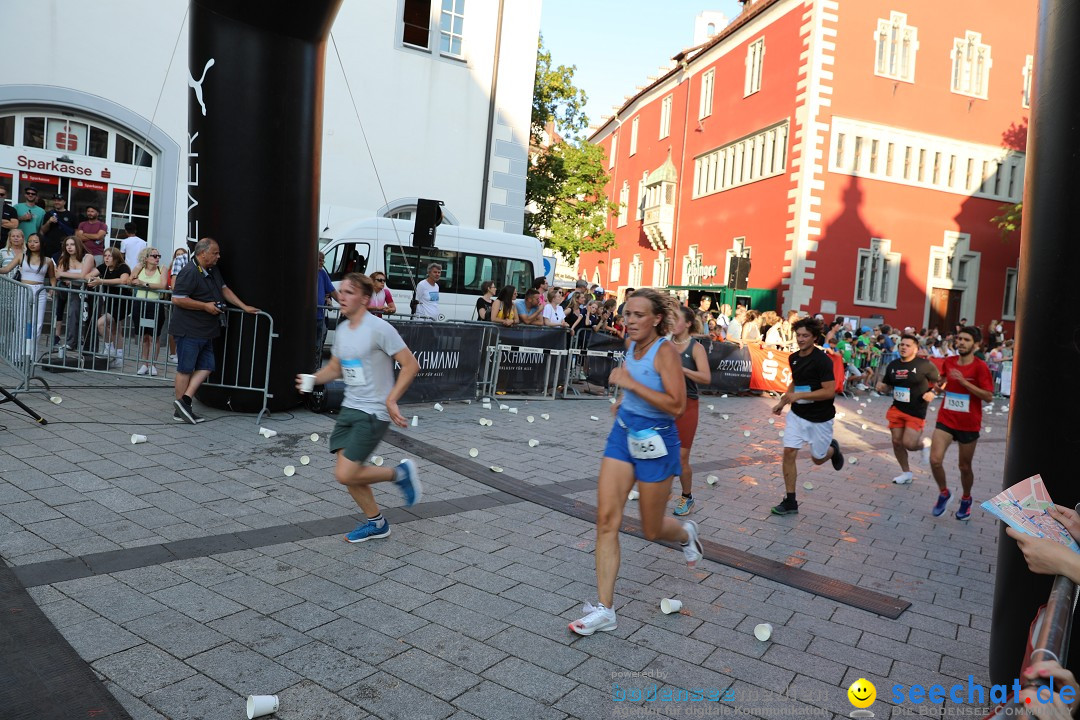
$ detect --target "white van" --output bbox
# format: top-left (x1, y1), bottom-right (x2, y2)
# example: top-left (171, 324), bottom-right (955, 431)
top-left (318, 217), bottom-right (544, 322)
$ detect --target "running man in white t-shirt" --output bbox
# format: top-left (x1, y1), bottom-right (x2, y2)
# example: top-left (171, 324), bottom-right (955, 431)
top-left (296, 272), bottom-right (423, 543)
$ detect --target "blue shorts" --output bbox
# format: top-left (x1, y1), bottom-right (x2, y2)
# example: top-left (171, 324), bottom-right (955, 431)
top-left (603, 411), bottom-right (682, 483)
top-left (174, 336), bottom-right (215, 374)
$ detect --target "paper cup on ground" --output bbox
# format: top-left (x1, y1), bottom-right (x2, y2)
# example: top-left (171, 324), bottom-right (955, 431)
top-left (768, 418), bottom-right (775, 425)
top-left (298, 374), bottom-right (316, 393)
top-left (371, 456), bottom-right (384, 466)
top-left (753, 623), bottom-right (773, 641)
top-left (660, 598), bottom-right (683, 614)
top-left (803, 481), bottom-right (814, 490)
top-left (310, 433), bottom-right (320, 442)
top-left (706, 475), bottom-right (719, 486)
top-left (743, 430), bottom-right (750, 437)
top-left (541, 413), bottom-right (550, 420)
top-left (433, 403), bottom-right (443, 411)
top-left (260, 427), bottom-right (277, 438)
top-left (300, 456), bottom-right (310, 465)
top-left (411, 416), bottom-right (418, 427)
top-left (722, 414), bottom-right (729, 420)
top-left (627, 489), bottom-right (640, 501)
top-left (481, 397), bottom-right (491, 403)
top-left (130, 434), bottom-right (147, 445)
top-left (283, 465), bottom-right (295, 477)
top-left (483, 402), bottom-right (492, 409)
top-left (527, 416), bottom-right (535, 423)
top-left (469, 448), bottom-right (479, 457)
top-left (707, 404), bottom-right (714, 411)
top-left (590, 416), bottom-right (599, 421)
top-left (247, 694), bottom-right (279, 719)
top-left (499, 404), bottom-right (509, 410)
top-left (50, 395), bottom-right (62, 404)
top-left (508, 407), bottom-right (518, 414)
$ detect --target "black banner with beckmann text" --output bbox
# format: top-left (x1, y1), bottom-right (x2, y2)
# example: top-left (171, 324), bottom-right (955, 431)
top-left (390, 321), bottom-right (488, 403)
top-left (579, 330), bottom-right (626, 386)
top-left (698, 339), bottom-right (753, 394)
top-left (495, 326), bottom-right (568, 393)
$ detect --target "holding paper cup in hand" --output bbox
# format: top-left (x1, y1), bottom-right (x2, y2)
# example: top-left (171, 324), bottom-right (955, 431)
top-left (297, 373), bottom-right (316, 393)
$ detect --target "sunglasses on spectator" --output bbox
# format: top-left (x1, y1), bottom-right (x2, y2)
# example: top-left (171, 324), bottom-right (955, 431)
top-left (25, 191), bottom-right (36, 196)
top-left (372, 277), bottom-right (385, 282)
top-left (149, 254), bottom-right (161, 258)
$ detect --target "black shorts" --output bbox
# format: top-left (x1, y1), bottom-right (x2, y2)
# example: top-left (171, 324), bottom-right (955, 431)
top-left (935, 421), bottom-right (979, 445)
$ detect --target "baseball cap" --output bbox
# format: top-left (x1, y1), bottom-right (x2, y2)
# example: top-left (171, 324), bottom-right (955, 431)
top-left (51, 193), bottom-right (65, 200)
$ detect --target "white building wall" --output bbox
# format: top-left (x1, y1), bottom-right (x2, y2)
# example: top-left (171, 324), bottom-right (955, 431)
top-left (0, 0), bottom-right (540, 251)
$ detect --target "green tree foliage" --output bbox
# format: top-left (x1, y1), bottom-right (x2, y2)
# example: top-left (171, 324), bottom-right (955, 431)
top-left (526, 35), bottom-right (617, 261)
top-left (992, 202), bottom-right (1022, 240)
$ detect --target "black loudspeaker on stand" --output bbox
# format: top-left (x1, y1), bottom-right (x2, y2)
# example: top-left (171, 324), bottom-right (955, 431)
top-left (413, 199), bottom-right (444, 249)
top-left (307, 381), bottom-right (345, 414)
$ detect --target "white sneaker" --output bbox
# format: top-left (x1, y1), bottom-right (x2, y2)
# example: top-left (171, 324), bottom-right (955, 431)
top-left (921, 438), bottom-right (931, 465)
top-left (137, 364), bottom-right (148, 375)
top-left (856, 383), bottom-right (868, 391)
top-left (168, 354), bottom-right (178, 363)
top-left (149, 365), bottom-right (158, 377)
top-left (110, 356), bottom-right (124, 369)
top-left (893, 471), bottom-right (914, 485)
top-left (681, 520), bottom-right (703, 567)
top-left (568, 602), bottom-right (617, 636)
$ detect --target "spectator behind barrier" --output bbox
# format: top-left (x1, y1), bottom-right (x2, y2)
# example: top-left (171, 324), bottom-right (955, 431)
top-left (531, 276), bottom-right (550, 307)
top-left (413, 262), bottom-right (441, 319)
top-left (315, 251), bottom-right (341, 370)
top-left (564, 291), bottom-right (585, 334)
top-left (12, 233), bottom-right (54, 351)
top-left (367, 269), bottom-right (394, 318)
top-left (0, 225), bottom-right (26, 269)
top-left (518, 288), bottom-right (544, 326)
top-left (726, 306), bottom-right (746, 343)
top-left (490, 285), bottom-right (519, 327)
top-left (54, 235), bottom-right (95, 350)
top-left (474, 280), bottom-right (495, 321)
top-left (542, 288), bottom-right (569, 329)
top-left (166, 248), bottom-right (189, 363)
top-left (86, 246), bottom-right (132, 366)
top-left (131, 247), bottom-right (168, 376)
top-left (740, 310), bottom-right (762, 344)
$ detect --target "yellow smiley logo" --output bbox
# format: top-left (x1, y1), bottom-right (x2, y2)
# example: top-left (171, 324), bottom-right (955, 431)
top-left (848, 678), bottom-right (876, 709)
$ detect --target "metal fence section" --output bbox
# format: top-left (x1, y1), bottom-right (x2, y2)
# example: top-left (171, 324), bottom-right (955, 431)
top-left (31, 281), bottom-right (276, 423)
top-left (0, 275), bottom-right (45, 393)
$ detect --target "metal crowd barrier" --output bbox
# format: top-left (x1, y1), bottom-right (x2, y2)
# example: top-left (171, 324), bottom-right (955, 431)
top-left (561, 329), bottom-right (624, 399)
top-left (30, 280), bottom-right (275, 422)
top-left (0, 274), bottom-right (46, 394)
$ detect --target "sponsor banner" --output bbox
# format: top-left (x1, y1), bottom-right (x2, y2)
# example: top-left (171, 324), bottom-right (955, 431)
top-left (390, 321), bottom-right (488, 403)
top-left (496, 326), bottom-right (568, 393)
top-left (580, 330), bottom-right (625, 387)
top-left (698, 339), bottom-right (752, 395)
top-left (72, 179), bottom-right (108, 191)
top-left (746, 345), bottom-right (845, 393)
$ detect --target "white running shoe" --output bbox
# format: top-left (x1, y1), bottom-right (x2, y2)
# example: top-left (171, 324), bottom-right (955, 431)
top-left (569, 602), bottom-right (617, 636)
top-left (921, 438), bottom-right (931, 465)
top-left (681, 520), bottom-right (703, 567)
top-left (137, 364), bottom-right (148, 375)
top-left (149, 365), bottom-right (158, 377)
top-left (168, 354), bottom-right (178, 363)
top-left (893, 471), bottom-right (914, 485)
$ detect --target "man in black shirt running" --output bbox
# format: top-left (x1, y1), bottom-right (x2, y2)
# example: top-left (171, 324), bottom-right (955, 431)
top-left (877, 333), bottom-right (940, 485)
top-left (770, 317), bottom-right (844, 515)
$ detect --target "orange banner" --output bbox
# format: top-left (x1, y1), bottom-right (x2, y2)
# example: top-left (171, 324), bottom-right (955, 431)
top-left (746, 345), bottom-right (845, 394)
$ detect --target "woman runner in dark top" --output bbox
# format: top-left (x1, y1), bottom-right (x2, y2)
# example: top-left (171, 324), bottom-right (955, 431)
top-left (671, 306), bottom-right (711, 516)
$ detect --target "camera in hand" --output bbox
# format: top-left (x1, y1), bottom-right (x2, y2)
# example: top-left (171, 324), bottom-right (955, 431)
top-left (215, 301), bottom-right (227, 327)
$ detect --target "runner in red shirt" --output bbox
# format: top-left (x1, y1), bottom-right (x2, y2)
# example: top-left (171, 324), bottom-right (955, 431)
top-left (929, 327), bottom-right (994, 520)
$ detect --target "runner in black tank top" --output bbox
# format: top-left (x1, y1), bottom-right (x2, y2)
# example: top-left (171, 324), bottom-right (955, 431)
top-left (671, 306), bottom-right (711, 516)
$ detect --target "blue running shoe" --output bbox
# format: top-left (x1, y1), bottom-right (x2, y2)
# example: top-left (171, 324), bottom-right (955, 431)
top-left (932, 489), bottom-right (953, 517)
top-left (394, 459), bottom-right (422, 506)
top-left (345, 520), bottom-right (391, 543)
top-left (673, 496), bottom-right (695, 516)
top-left (955, 496), bottom-right (973, 521)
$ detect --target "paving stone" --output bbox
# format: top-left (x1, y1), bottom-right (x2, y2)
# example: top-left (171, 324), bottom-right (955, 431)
top-left (487, 626), bottom-right (588, 674)
top-left (305, 618), bottom-right (409, 665)
top-left (207, 610), bottom-right (313, 657)
top-left (65, 580), bottom-right (169, 624)
top-left (142, 673), bottom-right (237, 720)
top-left (277, 641), bottom-right (377, 692)
top-left (552, 684), bottom-right (615, 720)
top-left (148, 581), bottom-right (245, 622)
top-left (123, 609), bottom-right (231, 659)
top-left (210, 574), bottom-right (305, 614)
top-left (380, 647), bottom-right (482, 701)
top-left (343, 671), bottom-right (456, 720)
top-left (413, 598), bottom-right (508, 641)
top-left (92, 643), bottom-right (197, 697)
top-left (276, 575), bottom-right (360, 611)
top-left (338, 597), bottom-right (431, 638)
top-left (186, 640), bottom-right (302, 694)
top-left (482, 655), bottom-right (579, 702)
top-left (401, 623), bottom-right (508, 674)
top-left (452, 680), bottom-right (567, 720)
top-left (437, 583), bottom-right (524, 620)
top-left (271, 600), bottom-right (340, 633)
top-left (62, 615), bottom-right (144, 662)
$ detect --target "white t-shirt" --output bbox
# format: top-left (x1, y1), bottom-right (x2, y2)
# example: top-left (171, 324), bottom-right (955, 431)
top-left (332, 312), bottom-right (407, 420)
top-left (414, 278), bottom-right (440, 319)
top-left (119, 235), bottom-right (147, 265)
top-left (542, 303), bottom-right (565, 325)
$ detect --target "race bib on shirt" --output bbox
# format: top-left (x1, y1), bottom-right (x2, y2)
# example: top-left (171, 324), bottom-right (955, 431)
top-left (944, 392), bottom-right (970, 413)
top-left (341, 358), bottom-right (367, 386)
top-left (794, 384), bottom-right (812, 404)
top-left (893, 387), bottom-right (911, 403)
top-left (428, 291), bottom-right (439, 302)
top-left (627, 428), bottom-right (668, 460)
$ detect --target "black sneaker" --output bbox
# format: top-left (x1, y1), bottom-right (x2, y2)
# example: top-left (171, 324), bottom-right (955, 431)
top-left (189, 408), bottom-right (206, 424)
top-left (172, 408), bottom-right (186, 422)
top-left (771, 499), bottom-right (799, 516)
top-left (173, 398), bottom-right (197, 425)
top-left (829, 439), bottom-right (844, 471)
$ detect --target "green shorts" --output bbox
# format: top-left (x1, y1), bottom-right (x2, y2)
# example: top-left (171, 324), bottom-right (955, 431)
top-left (329, 407), bottom-right (390, 463)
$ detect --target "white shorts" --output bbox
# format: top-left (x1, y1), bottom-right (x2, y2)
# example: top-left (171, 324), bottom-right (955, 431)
top-left (783, 412), bottom-right (834, 459)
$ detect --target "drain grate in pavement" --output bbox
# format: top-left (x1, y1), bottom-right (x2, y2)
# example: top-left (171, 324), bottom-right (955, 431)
top-left (384, 431), bottom-right (912, 619)
top-left (0, 557), bottom-right (133, 720)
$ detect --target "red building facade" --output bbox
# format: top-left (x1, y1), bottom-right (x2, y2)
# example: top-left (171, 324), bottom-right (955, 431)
top-left (579, 0), bottom-right (1033, 334)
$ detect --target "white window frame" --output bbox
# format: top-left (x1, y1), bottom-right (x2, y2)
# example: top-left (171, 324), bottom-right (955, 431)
top-left (873, 11), bottom-right (918, 83)
top-left (609, 134), bottom-right (617, 169)
top-left (629, 254), bottom-right (643, 287)
top-left (609, 258), bottom-right (621, 284)
top-left (439, 0), bottom-right (466, 59)
top-left (652, 252), bottom-right (669, 287)
top-left (699, 69), bottom-right (715, 120)
top-left (1003, 267), bottom-right (1018, 320)
top-left (854, 238), bottom-right (900, 308)
top-left (1022, 54), bottom-right (1033, 109)
top-left (630, 116), bottom-right (639, 156)
top-left (617, 181), bottom-right (629, 227)
top-left (951, 31), bottom-right (992, 100)
top-left (659, 95), bottom-right (673, 139)
top-left (744, 38), bottom-right (764, 96)
top-left (636, 172), bottom-right (647, 221)
top-left (692, 120), bottom-right (788, 198)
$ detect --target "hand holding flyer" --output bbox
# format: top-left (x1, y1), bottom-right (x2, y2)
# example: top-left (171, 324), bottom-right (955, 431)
top-left (981, 474), bottom-right (1080, 553)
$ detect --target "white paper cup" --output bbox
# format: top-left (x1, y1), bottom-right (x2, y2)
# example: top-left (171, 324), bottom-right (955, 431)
top-left (433, 403), bottom-right (443, 411)
top-left (283, 465), bottom-right (295, 477)
top-left (371, 456), bottom-right (384, 466)
top-left (590, 416), bottom-right (599, 421)
top-left (481, 397), bottom-right (491, 403)
top-left (469, 448), bottom-right (479, 457)
top-left (499, 404), bottom-right (509, 410)
top-left (490, 466), bottom-right (504, 472)
top-left (861, 424), bottom-right (868, 430)
top-left (541, 413), bottom-right (550, 420)
top-left (743, 430), bottom-right (750, 437)
top-left (707, 404), bottom-right (714, 411)
top-left (628, 489), bottom-right (640, 501)
top-left (706, 475), bottom-right (719, 485)
top-left (849, 457), bottom-right (858, 465)
top-left (660, 598), bottom-right (683, 614)
top-left (298, 374), bottom-right (316, 393)
top-left (753, 623), bottom-right (773, 641)
top-left (259, 427), bottom-right (277, 438)
top-left (778, 431), bottom-right (785, 438)
top-left (130, 434), bottom-right (147, 445)
top-left (722, 414), bottom-right (729, 420)
top-left (483, 402), bottom-right (492, 409)
top-left (768, 418), bottom-right (775, 425)
top-left (310, 433), bottom-right (320, 442)
top-left (803, 481), bottom-right (814, 490)
top-left (508, 407), bottom-right (518, 414)
top-left (300, 456), bottom-right (310, 465)
top-left (528, 439), bottom-right (539, 447)
top-left (50, 395), bottom-right (62, 404)
top-left (411, 416), bottom-right (418, 427)
top-left (527, 416), bottom-right (535, 423)
top-left (246, 694), bottom-right (279, 719)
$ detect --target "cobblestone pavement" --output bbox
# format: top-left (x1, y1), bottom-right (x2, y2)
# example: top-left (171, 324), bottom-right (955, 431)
top-left (0, 369), bottom-right (1010, 720)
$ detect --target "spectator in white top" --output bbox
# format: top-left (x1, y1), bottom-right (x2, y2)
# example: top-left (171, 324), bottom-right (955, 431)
top-left (726, 306), bottom-right (747, 343)
top-left (413, 263), bottom-right (441, 319)
top-left (118, 222), bottom-right (147, 265)
top-left (542, 288), bottom-right (569, 328)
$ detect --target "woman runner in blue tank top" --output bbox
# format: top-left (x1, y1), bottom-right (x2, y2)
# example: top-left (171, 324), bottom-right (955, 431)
top-left (569, 289), bottom-right (705, 637)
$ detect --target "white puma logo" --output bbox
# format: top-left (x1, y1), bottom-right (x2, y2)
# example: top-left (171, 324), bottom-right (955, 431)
top-left (188, 58), bottom-right (216, 116)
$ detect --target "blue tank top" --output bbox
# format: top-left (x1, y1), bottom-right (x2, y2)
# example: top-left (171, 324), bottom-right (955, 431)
top-left (619, 337), bottom-right (671, 420)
